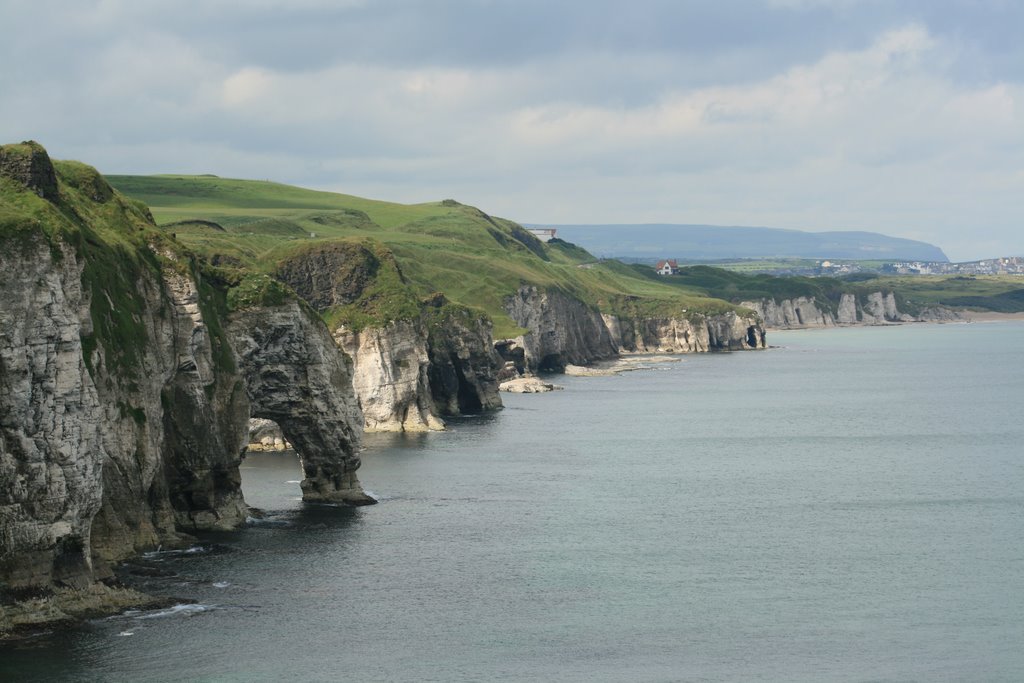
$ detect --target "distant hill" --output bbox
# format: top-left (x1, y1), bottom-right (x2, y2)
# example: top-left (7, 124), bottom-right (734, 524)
top-left (532, 224), bottom-right (948, 263)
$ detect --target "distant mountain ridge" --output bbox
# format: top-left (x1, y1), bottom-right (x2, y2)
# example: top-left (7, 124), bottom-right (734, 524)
top-left (532, 224), bottom-right (948, 262)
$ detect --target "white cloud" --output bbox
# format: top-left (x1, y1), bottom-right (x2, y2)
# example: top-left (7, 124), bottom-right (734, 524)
top-left (2, 1), bottom-right (1022, 260)
top-left (222, 68), bottom-right (274, 107)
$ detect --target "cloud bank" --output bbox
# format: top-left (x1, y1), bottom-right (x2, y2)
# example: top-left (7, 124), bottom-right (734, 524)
top-left (1, 0), bottom-right (1021, 260)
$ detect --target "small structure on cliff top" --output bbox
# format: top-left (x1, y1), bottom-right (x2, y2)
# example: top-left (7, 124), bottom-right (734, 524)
top-left (655, 259), bottom-right (679, 275)
top-left (527, 228), bottom-right (557, 242)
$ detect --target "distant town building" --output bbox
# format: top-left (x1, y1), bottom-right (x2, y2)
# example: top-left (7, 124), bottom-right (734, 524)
top-left (527, 228), bottom-right (557, 242)
top-left (655, 259), bottom-right (679, 275)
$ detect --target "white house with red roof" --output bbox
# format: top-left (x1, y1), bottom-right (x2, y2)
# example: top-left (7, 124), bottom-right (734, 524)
top-left (655, 259), bottom-right (678, 275)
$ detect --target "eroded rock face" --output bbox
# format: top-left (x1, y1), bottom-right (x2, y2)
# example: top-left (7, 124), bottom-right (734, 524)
top-left (276, 242), bottom-right (503, 431)
top-left (275, 241), bottom-right (381, 311)
top-left (333, 320), bottom-right (443, 433)
top-left (836, 293), bottom-right (857, 324)
top-left (606, 312), bottom-right (766, 353)
top-left (2, 146), bottom-right (371, 605)
top-left (425, 305), bottom-right (502, 416)
top-left (502, 287), bottom-right (765, 375)
top-left (742, 292), bottom-right (954, 330)
top-left (861, 292), bottom-right (908, 323)
top-left (0, 141), bottom-right (59, 200)
top-left (0, 238), bottom-right (102, 590)
top-left (707, 311), bottom-right (769, 351)
top-left (228, 303), bottom-right (373, 504)
top-left (0, 237), bottom-right (253, 591)
top-left (741, 297), bottom-right (835, 329)
top-left (247, 418), bottom-right (289, 451)
top-left (504, 286), bottom-right (619, 371)
top-left (86, 254), bottom-right (253, 573)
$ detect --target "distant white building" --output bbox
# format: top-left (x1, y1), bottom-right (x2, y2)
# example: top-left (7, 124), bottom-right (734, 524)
top-left (528, 228), bottom-right (557, 242)
top-left (655, 259), bottom-right (679, 275)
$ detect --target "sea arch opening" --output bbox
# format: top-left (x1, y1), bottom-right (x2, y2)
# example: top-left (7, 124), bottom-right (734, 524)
top-left (239, 417), bottom-right (305, 511)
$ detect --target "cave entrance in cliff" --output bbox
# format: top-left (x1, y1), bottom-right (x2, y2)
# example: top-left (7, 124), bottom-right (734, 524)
top-left (450, 352), bottom-right (484, 413)
top-left (538, 353), bottom-right (564, 373)
top-left (240, 418), bottom-right (305, 510)
top-left (746, 326), bottom-right (762, 348)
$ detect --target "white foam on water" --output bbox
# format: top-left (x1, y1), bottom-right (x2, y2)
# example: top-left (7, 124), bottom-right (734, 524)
top-left (134, 603), bottom-right (216, 620)
top-left (212, 581), bottom-right (231, 588)
top-left (142, 545), bottom-right (208, 559)
top-left (245, 516), bottom-right (293, 527)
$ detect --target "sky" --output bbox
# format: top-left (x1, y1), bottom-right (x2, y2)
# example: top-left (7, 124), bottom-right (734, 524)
top-left (2, 0), bottom-right (1021, 261)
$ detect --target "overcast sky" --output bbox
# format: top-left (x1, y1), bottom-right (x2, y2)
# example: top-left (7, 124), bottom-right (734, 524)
top-left (2, 0), bottom-right (1021, 260)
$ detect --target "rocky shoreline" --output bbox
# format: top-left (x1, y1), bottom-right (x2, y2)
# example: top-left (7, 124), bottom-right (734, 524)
top-left (741, 292), bottom-right (963, 329)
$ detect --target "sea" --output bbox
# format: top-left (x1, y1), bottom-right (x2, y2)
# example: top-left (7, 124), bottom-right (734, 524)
top-left (2, 321), bottom-right (1023, 682)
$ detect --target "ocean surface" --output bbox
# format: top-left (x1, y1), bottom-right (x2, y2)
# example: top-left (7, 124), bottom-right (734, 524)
top-left (3, 322), bottom-right (1023, 682)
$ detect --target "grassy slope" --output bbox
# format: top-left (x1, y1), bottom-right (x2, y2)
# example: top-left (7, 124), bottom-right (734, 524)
top-left (107, 175), bottom-right (743, 336)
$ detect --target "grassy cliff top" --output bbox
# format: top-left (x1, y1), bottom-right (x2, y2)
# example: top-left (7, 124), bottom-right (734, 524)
top-left (108, 174), bottom-right (746, 336)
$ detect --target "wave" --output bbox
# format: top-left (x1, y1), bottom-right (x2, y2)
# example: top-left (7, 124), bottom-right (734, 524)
top-left (142, 545), bottom-right (210, 559)
top-left (134, 603), bottom-right (217, 620)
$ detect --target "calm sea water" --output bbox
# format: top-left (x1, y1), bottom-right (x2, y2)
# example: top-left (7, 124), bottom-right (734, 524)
top-left (3, 322), bottom-right (1024, 682)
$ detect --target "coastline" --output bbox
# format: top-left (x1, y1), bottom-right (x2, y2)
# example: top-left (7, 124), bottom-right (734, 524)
top-left (961, 311), bottom-right (1024, 322)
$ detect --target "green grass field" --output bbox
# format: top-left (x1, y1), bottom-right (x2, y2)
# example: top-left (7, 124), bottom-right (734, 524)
top-left (107, 175), bottom-right (745, 336)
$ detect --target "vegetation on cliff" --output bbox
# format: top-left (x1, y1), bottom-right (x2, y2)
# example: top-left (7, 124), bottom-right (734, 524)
top-left (1, 144), bottom-right (303, 380)
top-left (106, 175), bottom-right (752, 337)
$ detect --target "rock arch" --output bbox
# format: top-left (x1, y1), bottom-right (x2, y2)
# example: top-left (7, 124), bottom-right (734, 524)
top-left (228, 302), bottom-right (375, 505)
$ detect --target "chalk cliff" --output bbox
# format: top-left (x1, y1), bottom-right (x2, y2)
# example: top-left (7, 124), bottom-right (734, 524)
top-left (501, 286), bottom-right (622, 372)
top-left (499, 285), bottom-right (765, 376)
top-left (333, 319), bottom-right (443, 432)
top-left (276, 241), bottom-right (502, 431)
top-left (741, 291), bottom-right (959, 329)
top-left (0, 143), bottom-right (369, 617)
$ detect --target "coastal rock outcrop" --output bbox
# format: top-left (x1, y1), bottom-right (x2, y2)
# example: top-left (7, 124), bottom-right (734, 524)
top-left (247, 418), bottom-right (289, 451)
top-left (503, 285), bottom-right (619, 371)
top-left (500, 286), bottom-right (765, 377)
top-left (499, 376), bottom-right (563, 393)
top-left (276, 241), bottom-right (502, 431)
top-left (228, 303), bottom-right (371, 504)
top-left (333, 320), bottom-right (443, 432)
top-left (1, 145), bottom-right (370, 617)
top-left (0, 140), bottom-right (59, 200)
top-left (0, 237), bottom-right (103, 590)
top-left (741, 291), bottom-right (955, 329)
top-left (742, 297), bottom-right (835, 329)
top-left (424, 301), bottom-right (503, 416)
top-left (604, 311), bottom-right (766, 353)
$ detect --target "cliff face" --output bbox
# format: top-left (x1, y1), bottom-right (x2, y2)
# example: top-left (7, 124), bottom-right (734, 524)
top-left (0, 237), bottom-right (103, 590)
top-left (276, 242), bottom-right (502, 431)
top-left (741, 296), bottom-right (835, 329)
top-left (504, 286), bottom-right (619, 371)
top-left (604, 311), bottom-right (766, 353)
top-left (424, 301), bottom-right (503, 415)
top-left (741, 291), bottom-right (957, 329)
top-left (228, 303), bottom-right (371, 504)
top-left (501, 286), bottom-right (765, 374)
top-left (0, 144), bottom-right (370, 604)
top-left (333, 320), bottom-right (442, 433)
